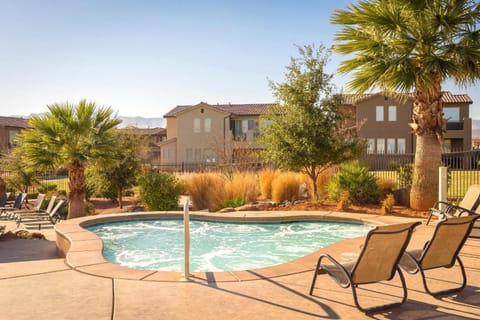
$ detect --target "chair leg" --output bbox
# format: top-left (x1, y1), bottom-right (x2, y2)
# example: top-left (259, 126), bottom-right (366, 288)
top-left (420, 257), bottom-right (467, 296)
top-left (426, 213), bottom-right (433, 225)
top-left (350, 268), bottom-right (408, 314)
top-left (309, 262), bottom-right (320, 295)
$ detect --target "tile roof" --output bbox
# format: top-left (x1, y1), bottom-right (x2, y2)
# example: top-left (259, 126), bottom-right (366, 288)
top-left (164, 102), bottom-right (277, 117)
top-left (0, 116), bottom-right (29, 128)
top-left (342, 91), bottom-right (472, 105)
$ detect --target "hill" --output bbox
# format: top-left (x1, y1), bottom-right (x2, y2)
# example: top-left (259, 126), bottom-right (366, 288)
top-left (118, 116), bottom-right (164, 128)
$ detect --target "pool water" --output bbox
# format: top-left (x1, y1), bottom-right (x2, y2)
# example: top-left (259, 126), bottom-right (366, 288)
top-left (86, 219), bottom-right (372, 272)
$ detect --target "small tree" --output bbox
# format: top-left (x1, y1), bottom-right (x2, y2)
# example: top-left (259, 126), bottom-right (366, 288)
top-left (259, 44), bottom-right (364, 201)
top-left (0, 152), bottom-right (39, 194)
top-left (86, 131), bottom-right (143, 208)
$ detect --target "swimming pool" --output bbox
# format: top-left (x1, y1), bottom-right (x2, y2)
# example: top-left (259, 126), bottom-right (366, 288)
top-left (87, 219), bottom-right (372, 272)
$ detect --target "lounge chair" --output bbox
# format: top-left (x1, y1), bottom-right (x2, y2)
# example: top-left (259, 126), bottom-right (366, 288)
top-left (0, 193), bottom-right (27, 218)
top-left (17, 199), bottom-right (65, 229)
top-left (0, 192), bottom-right (11, 207)
top-left (399, 214), bottom-right (480, 296)
top-left (426, 184), bottom-right (480, 225)
top-left (309, 221), bottom-right (421, 313)
top-left (7, 193), bottom-right (45, 219)
top-left (13, 195), bottom-right (54, 221)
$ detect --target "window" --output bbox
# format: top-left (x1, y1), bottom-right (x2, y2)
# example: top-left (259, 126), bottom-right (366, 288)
top-left (387, 138), bottom-right (395, 154)
top-left (388, 106), bottom-right (397, 121)
top-left (376, 106), bottom-right (384, 121)
top-left (397, 138), bottom-right (406, 154)
top-left (8, 130), bottom-right (20, 148)
top-left (367, 139), bottom-right (375, 154)
top-left (377, 138), bottom-right (385, 153)
top-left (193, 118), bottom-right (201, 133)
top-left (204, 118), bottom-right (211, 133)
top-left (186, 148), bottom-right (193, 162)
top-left (194, 148), bottom-right (202, 161)
top-left (242, 120), bottom-right (249, 133)
top-left (443, 107), bottom-right (460, 121)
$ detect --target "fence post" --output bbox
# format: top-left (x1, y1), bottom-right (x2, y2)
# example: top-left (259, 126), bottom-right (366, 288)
top-left (439, 166), bottom-right (448, 210)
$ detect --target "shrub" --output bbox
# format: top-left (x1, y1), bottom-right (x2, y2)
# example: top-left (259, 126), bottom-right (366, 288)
top-left (377, 177), bottom-right (397, 200)
top-left (382, 193), bottom-right (395, 214)
top-left (138, 172), bottom-right (183, 211)
top-left (37, 183), bottom-right (57, 194)
top-left (186, 173), bottom-right (226, 210)
top-left (337, 190), bottom-right (351, 211)
top-left (225, 172), bottom-right (259, 203)
top-left (259, 168), bottom-right (278, 199)
top-left (396, 163), bottom-right (414, 189)
top-left (328, 163), bottom-right (380, 204)
top-left (218, 196), bottom-right (246, 210)
top-left (85, 201), bottom-right (96, 215)
top-left (271, 171), bottom-right (303, 203)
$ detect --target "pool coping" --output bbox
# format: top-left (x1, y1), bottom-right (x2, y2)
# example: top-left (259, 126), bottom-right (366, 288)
top-left (55, 210), bottom-right (422, 283)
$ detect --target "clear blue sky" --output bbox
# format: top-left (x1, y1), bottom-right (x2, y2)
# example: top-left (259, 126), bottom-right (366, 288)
top-left (2, 0), bottom-right (479, 118)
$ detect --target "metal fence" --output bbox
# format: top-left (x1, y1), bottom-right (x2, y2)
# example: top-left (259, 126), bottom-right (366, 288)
top-left (0, 171), bottom-right (68, 194)
top-left (362, 150), bottom-right (480, 201)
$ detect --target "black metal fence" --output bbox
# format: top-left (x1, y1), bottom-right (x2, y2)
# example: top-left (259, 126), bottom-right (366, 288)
top-left (362, 150), bottom-right (480, 200)
top-left (0, 171), bottom-right (68, 194)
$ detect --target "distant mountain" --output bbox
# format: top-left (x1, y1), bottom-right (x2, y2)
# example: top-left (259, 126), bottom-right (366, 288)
top-left (118, 116), bottom-right (164, 128)
top-left (7, 114), bottom-right (165, 129)
top-left (473, 120), bottom-right (480, 138)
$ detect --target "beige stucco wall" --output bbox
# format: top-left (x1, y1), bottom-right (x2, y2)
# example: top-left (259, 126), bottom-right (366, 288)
top-left (176, 105), bottom-right (230, 164)
top-left (165, 118), bottom-right (177, 140)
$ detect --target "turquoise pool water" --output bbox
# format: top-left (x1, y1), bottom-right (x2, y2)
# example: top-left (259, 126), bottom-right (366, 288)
top-left (86, 219), bottom-right (372, 272)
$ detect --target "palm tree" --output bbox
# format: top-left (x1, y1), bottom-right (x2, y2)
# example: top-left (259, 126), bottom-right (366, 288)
top-left (331, 0), bottom-right (480, 210)
top-left (16, 100), bottom-right (121, 219)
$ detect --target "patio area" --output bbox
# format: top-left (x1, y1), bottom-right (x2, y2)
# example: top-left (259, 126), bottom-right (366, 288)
top-left (0, 211), bottom-right (479, 320)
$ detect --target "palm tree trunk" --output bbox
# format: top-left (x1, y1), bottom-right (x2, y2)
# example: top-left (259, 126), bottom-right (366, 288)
top-left (410, 133), bottom-right (441, 210)
top-left (410, 80), bottom-right (445, 211)
top-left (67, 161), bottom-right (86, 219)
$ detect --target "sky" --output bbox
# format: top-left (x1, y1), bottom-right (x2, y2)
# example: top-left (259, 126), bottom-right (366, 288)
top-left (1, 0), bottom-right (480, 119)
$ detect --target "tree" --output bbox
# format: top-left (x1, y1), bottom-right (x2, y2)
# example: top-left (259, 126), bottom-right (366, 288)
top-left (331, 0), bottom-right (480, 210)
top-left (0, 152), bottom-right (39, 194)
top-left (86, 130), bottom-right (143, 208)
top-left (16, 100), bottom-right (121, 219)
top-left (259, 44), bottom-right (364, 201)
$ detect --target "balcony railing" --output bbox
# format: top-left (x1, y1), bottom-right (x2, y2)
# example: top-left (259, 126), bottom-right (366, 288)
top-left (446, 121), bottom-right (464, 131)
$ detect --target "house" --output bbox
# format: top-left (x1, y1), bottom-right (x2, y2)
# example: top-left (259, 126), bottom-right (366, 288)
top-left (161, 92), bottom-right (472, 170)
top-left (0, 116), bottom-right (29, 154)
top-left (161, 102), bottom-right (275, 169)
top-left (118, 126), bottom-right (167, 166)
top-left (342, 92), bottom-right (472, 154)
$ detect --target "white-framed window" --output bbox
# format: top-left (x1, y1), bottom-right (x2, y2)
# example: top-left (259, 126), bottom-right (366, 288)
top-left (204, 118), bottom-right (211, 133)
top-left (443, 107), bottom-right (460, 121)
top-left (376, 106), bottom-right (384, 121)
top-left (387, 138), bottom-right (395, 154)
top-left (186, 148), bottom-right (193, 162)
top-left (367, 138), bottom-right (375, 154)
top-left (377, 138), bottom-right (385, 153)
top-left (388, 106), bottom-right (397, 121)
top-left (193, 118), bottom-right (201, 133)
top-left (397, 138), bottom-right (406, 154)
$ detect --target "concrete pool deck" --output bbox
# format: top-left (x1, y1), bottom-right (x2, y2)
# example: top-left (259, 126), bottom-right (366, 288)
top-left (0, 210), bottom-right (479, 319)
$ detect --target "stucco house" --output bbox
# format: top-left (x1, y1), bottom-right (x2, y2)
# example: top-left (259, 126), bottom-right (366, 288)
top-left (119, 126), bottom-right (167, 166)
top-left (161, 92), bottom-right (472, 169)
top-left (0, 116), bottom-right (29, 154)
top-left (161, 102), bottom-right (275, 168)
top-left (343, 91), bottom-right (472, 154)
